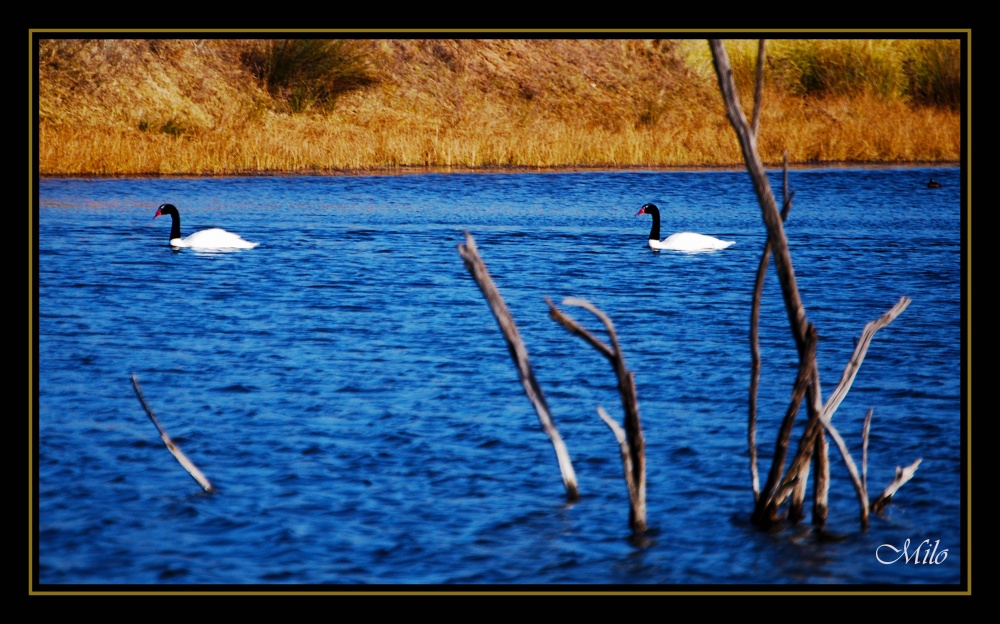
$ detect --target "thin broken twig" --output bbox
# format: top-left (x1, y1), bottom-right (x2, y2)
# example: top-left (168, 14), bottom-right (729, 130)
top-left (457, 232), bottom-right (579, 501)
top-left (548, 297), bottom-right (646, 535)
top-left (130, 373), bottom-right (216, 494)
top-left (871, 459), bottom-right (923, 514)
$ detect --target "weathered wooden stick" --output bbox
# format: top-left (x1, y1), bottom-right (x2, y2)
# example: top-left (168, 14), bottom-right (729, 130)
top-left (820, 297), bottom-right (912, 422)
top-left (597, 405), bottom-right (641, 524)
top-left (709, 40), bottom-right (811, 356)
top-left (795, 299), bottom-right (910, 520)
top-left (862, 407), bottom-right (873, 493)
top-left (871, 459), bottom-right (923, 514)
top-left (751, 39), bottom-right (765, 137)
top-left (130, 373), bottom-right (216, 494)
top-left (457, 232), bottom-right (580, 501)
top-left (548, 297), bottom-right (646, 535)
top-left (772, 298), bottom-right (912, 515)
top-left (806, 379), bottom-right (830, 528)
top-left (795, 297), bottom-right (911, 517)
top-left (822, 416), bottom-right (870, 529)
top-left (545, 298), bottom-right (614, 361)
top-left (749, 150), bottom-right (795, 503)
top-left (754, 323), bottom-right (816, 525)
top-left (711, 40), bottom-right (833, 528)
top-left (771, 417), bottom-right (824, 511)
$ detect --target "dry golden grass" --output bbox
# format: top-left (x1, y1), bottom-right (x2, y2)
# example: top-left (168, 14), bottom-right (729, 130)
top-left (36, 38), bottom-right (962, 176)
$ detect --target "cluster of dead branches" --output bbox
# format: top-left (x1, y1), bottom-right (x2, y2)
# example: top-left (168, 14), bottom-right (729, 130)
top-left (458, 233), bottom-right (647, 536)
top-left (710, 39), bottom-right (921, 531)
top-left (452, 41), bottom-right (922, 540)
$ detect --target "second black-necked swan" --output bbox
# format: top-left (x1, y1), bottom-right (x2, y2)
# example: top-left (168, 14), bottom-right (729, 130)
top-left (635, 203), bottom-right (734, 252)
top-left (153, 203), bottom-right (259, 250)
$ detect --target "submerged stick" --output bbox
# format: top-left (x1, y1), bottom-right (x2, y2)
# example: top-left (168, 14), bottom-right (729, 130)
top-left (457, 232), bottom-right (579, 501)
top-left (822, 416), bottom-right (870, 529)
top-left (871, 458), bottom-right (923, 514)
top-left (820, 297), bottom-right (912, 422)
top-left (862, 408), bottom-right (873, 493)
top-left (548, 297), bottom-right (646, 535)
top-left (711, 40), bottom-right (831, 528)
top-left (771, 298), bottom-right (913, 518)
top-left (597, 405), bottom-right (642, 527)
top-left (754, 323), bottom-right (816, 525)
top-left (749, 150), bottom-right (795, 503)
top-left (130, 373), bottom-right (216, 494)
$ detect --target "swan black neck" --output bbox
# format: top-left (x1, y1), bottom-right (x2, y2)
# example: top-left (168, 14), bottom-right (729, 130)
top-left (156, 204), bottom-right (183, 240)
top-left (641, 203), bottom-right (661, 240)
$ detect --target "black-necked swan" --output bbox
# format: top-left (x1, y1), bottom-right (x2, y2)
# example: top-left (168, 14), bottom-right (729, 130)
top-left (153, 203), bottom-right (259, 250)
top-left (635, 203), bottom-right (734, 252)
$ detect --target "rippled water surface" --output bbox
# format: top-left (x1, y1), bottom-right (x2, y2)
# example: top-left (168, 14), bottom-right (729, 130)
top-left (34, 167), bottom-right (965, 590)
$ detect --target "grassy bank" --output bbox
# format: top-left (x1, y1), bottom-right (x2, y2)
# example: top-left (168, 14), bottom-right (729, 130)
top-left (36, 38), bottom-right (963, 176)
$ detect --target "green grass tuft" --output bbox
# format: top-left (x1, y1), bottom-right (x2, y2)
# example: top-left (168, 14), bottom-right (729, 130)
top-left (238, 39), bottom-right (380, 113)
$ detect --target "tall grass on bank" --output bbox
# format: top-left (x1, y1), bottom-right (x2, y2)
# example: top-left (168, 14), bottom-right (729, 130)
top-left (36, 38), bottom-right (962, 176)
top-left (698, 39), bottom-right (962, 108)
top-left (237, 39), bottom-right (380, 113)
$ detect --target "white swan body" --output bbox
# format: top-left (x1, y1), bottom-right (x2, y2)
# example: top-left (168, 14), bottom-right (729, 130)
top-left (170, 228), bottom-right (259, 250)
top-left (650, 232), bottom-right (734, 252)
top-left (636, 203), bottom-right (733, 252)
top-left (154, 204), bottom-right (259, 251)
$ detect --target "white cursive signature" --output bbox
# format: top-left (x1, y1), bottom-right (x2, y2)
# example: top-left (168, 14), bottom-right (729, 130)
top-left (876, 539), bottom-right (948, 565)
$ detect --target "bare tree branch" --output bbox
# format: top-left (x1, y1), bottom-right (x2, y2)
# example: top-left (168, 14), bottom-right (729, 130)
top-left (820, 297), bottom-right (912, 422)
top-left (822, 416), bottom-right (870, 529)
top-left (548, 297), bottom-right (646, 534)
top-left (778, 297), bottom-right (912, 525)
top-left (750, 150), bottom-right (795, 503)
top-left (712, 38), bottom-right (917, 532)
top-left (752, 39), bottom-right (765, 137)
top-left (871, 459), bottom-right (923, 514)
top-left (457, 232), bottom-right (580, 501)
top-left (754, 323), bottom-right (816, 524)
top-left (862, 407), bottom-right (873, 493)
top-left (803, 347), bottom-right (831, 525)
top-left (546, 298), bottom-right (614, 361)
top-left (130, 373), bottom-right (216, 494)
top-left (802, 298), bottom-right (909, 525)
top-left (709, 40), bottom-right (811, 354)
top-left (711, 39), bottom-right (832, 528)
top-left (597, 405), bottom-right (641, 523)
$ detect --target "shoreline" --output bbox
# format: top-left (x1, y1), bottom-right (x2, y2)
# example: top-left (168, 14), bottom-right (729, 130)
top-left (37, 161), bottom-right (961, 180)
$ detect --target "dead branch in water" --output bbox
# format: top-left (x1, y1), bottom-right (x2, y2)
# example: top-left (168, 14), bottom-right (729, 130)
top-left (824, 406), bottom-right (920, 529)
top-left (752, 323), bottom-right (817, 525)
top-left (597, 406), bottom-right (643, 532)
top-left (457, 232), bottom-right (580, 502)
top-left (823, 416), bottom-right (870, 528)
top-left (548, 297), bottom-right (646, 535)
top-left (130, 373), bottom-right (216, 494)
top-left (749, 150), bottom-right (795, 504)
top-left (820, 297), bottom-right (912, 420)
top-left (710, 39), bottom-right (827, 528)
top-left (871, 458), bottom-right (923, 514)
top-left (711, 39), bottom-right (918, 531)
top-left (751, 39), bottom-right (765, 138)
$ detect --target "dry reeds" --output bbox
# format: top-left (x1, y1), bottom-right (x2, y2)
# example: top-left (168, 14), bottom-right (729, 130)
top-left (36, 38), bottom-right (962, 176)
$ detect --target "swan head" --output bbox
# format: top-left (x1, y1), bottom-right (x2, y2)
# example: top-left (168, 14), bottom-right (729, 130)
top-left (153, 203), bottom-right (179, 220)
top-left (635, 203), bottom-right (659, 217)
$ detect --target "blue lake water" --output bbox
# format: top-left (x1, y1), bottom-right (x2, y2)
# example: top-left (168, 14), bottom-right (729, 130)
top-left (33, 166), bottom-right (966, 591)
